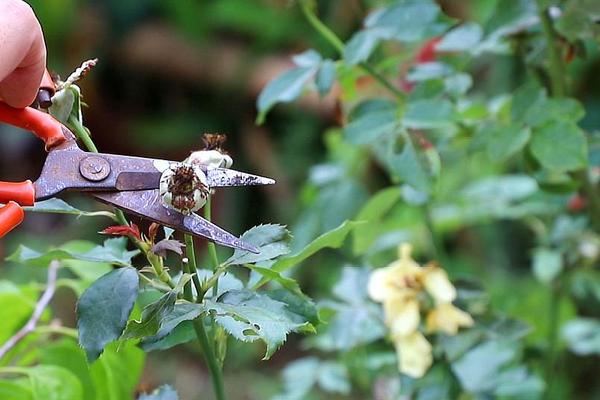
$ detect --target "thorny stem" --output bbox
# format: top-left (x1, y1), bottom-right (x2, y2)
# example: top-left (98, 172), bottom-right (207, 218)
top-left (299, 0), bottom-right (406, 102)
top-left (0, 261), bottom-right (60, 360)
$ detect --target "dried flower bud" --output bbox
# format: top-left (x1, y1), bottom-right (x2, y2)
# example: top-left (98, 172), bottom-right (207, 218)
top-left (185, 133), bottom-right (233, 169)
top-left (186, 150), bottom-right (233, 169)
top-left (159, 163), bottom-right (210, 214)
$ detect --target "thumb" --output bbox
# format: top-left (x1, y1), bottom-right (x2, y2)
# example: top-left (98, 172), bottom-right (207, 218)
top-left (0, 1), bottom-right (46, 108)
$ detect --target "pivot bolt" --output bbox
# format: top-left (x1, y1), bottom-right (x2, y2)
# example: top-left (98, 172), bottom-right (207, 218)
top-left (80, 156), bottom-right (110, 181)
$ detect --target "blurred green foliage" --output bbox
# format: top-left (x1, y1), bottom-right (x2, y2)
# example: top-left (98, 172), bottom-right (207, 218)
top-left (1, 0), bottom-right (600, 399)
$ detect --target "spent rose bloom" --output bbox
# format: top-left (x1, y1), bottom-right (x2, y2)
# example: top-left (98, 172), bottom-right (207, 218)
top-left (368, 243), bottom-right (473, 378)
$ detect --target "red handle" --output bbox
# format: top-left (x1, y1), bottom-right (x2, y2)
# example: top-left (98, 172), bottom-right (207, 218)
top-left (0, 181), bottom-right (35, 206)
top-left (0, 202), bottom-right (25, 238)
top-left (0, 102), bottom-right (67, 150)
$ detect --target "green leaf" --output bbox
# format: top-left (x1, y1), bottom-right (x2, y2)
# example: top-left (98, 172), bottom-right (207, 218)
top-left (243, 264), bottom-right (303, 295)
top-left (483, 123), bottom-right (531, 162)
top-left (315, 60), bottom-right (336, 96)
top-left (0, 381), bottom-right (32, 400)
top-left (269, 220), bottom-right (359, 274)
top-left (344, 107), bottom-right (397, 145)
top-left (8, 238), bottom-right (139, 267)
top-left (353, 187), bottom-right (402, 254)
top-left (256, 66), bottom-right (316, 123)
top-left (315, 267), bottom-right (386, 351)
top-left (367, 0), bottom-right (441, 42)
top-left (384, 132), bottom-right (432, 193)
top-left (343, 30), bottom-right (381, 65)
top-left (291, 49), bottom-right (322, 68)
top-left (451, 340), bottom-right (518, 393)
top-left (39, 340), bottom-right (95, 399)
top-left (532, 248), bottom-right (563, 284)
top-left (225, 224), bottom-right (291, 265)
top-left (141, 303), bottom-right (202, 346)
top-left (461, 175), bottom-right (538, 203)
top-left (530, 121), bottom-right (588, 172)
top-left (556, 0), bottom-right (600, 41)
top-left (523, 98), bottom-right (585, 127)
top-left (138, 385), bottom-right (179, 400)
top-left (122, 290), bottom-right (177, 340)
top-left (202, 290), bottom-right (314, 359)
top-left (77, 267), bottom-right (139, 361)
top-left (141, 321), bottom-right (196, 352)
top-left (403, 98), bottom-right (455, 129)
top-left (0, 282), bottom-right (36, 344)
top-left (28, 366), bottom-right (83, 400)
top-left (562, 318), bottom-right (600, 355)
top-left (268, 289), bottom-right (320, 327)
top-left (58, 241), bottom-right (113, 287)
top-left (24, 198), bottom-right (114, 219)
top-left (437, 23), bottom-right (483, 52)
top-left (89, 341), bottom-right (145, 400)
top-left (274, 357), bottom-right (350, 399)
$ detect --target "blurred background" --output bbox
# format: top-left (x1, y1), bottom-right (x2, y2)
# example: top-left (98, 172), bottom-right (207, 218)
top-left (1, 1), bottom-right (600, 399)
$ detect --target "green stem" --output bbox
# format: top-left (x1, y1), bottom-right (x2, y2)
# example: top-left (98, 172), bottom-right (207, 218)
top-left (184, 234), bottom-right (204, 302)
top-left (68, 115), bottom-right (98, 152)
top-left (204, 197), bottom-right (221, 297)
top-left (423, 203), bottom-right (446, 263)
top-left (181, 260), bottom-right (226, 400)
top-left (536, 2), bottom-right (566, 97)
top-left (147, 252), bottom-right (175, 289)
top-left (191, 318), bottom-right (226, 400)
top-left (33, 326), bottom-right (78, 339)
top-left (299, 0), bottom-right (405, 102)
top-left (544, 282), bottom-right (562, 397)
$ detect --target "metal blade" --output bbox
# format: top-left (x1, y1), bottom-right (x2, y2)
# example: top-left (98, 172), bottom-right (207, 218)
top-left (92, 190), bottom-right (259, 253)
top-left (205, 168), bottom-right (276, 187)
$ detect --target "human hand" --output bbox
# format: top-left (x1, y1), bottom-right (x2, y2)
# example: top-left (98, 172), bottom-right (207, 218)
top-left (0, 0), bottom-right (46, 108)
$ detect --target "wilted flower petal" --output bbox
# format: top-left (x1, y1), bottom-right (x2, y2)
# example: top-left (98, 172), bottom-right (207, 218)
top-left (421, 264), bottom-right (456, 304)
top-left (384, 295), bottom-right (420, 337)
top-left (426, 302), bottom-right (474, 335)
top-left (368, 243), bottom-right (421, 302)
top-left (393, 331), bottom-right (432, 378)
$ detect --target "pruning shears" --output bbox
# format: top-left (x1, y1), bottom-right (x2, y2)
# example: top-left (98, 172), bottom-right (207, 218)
top-left (0, 84), bottom-right (274, 253)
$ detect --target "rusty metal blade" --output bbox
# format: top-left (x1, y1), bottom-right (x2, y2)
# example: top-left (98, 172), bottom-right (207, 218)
top-left (205, 168), bottom-right (276, 187)
top-left (92, 190), bottom-right (259, 253)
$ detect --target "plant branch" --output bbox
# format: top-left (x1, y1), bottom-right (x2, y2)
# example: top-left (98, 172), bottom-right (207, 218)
top-left (0, 261), bottom-right (60, 360)
top-left (299, 0), bottom-right (405, 101)
top-left (204, 197), bottom-right (221, 297)
top-left (191, 318), bottom-right (226, 400)
top-left (184, 234), bottom-right (204, 302)
top-left (536, 2), bottom-right (566, 97)
top-left (181, 261), bottom-right (226, 400)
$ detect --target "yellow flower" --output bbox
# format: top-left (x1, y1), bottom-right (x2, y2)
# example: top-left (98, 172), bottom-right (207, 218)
top-left (368, 243), bottom-right (474, 379)
top-left (367, 243), bottom-right (421, 303)
top-left (426, 302), bottom-right (474, 335)
top-left (383, 294), bottom-right (420, 337)
top-left (420, 263), bottom-right (456, 304)
top-left (393, 331), bottom-right (432, 378)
